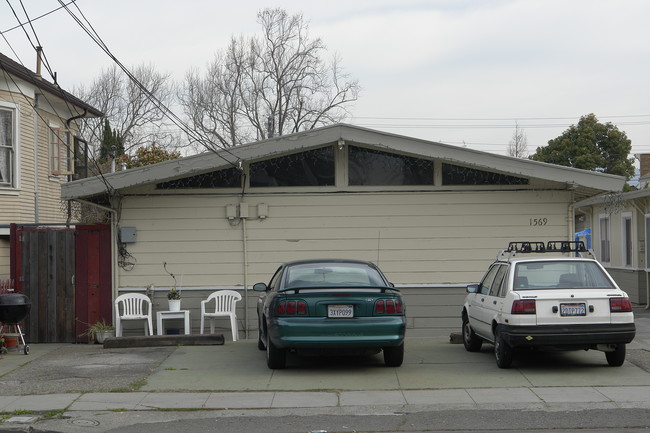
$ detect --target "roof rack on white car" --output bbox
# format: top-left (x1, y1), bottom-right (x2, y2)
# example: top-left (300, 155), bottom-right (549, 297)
top-left (497, 240), bottom-right (595, 261)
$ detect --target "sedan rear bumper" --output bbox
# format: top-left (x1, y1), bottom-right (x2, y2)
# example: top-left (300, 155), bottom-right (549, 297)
top-left (502, 323), bottom-right (636, 348)
top-left (268, 316), bottom-right (406, 349)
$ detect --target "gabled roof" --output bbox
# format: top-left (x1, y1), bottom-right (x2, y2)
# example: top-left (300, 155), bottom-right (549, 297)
top-left (61, 123), bottom-right (625, 201)
top-left (0, 52), bottom-right (103, 117)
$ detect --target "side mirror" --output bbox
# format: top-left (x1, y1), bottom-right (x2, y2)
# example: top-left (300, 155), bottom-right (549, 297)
top-left (466, 284), bottom-right (479, 294)
top-left (253, 282), bottom-right (268, 292)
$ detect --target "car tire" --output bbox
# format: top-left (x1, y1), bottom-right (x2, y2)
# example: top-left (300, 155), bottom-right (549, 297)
top-left (494, 328), bottom-right (513, 369)
top-left (266, 334), bottom-right (286, 369)
top-left (383, 343), bottom-right (404, 367)
top-left (605, 344), bottom-right (626, 367)
top-left (257, 326), bottom-right (266, 351)
top-left (462, 315), bottom-right (483, 352)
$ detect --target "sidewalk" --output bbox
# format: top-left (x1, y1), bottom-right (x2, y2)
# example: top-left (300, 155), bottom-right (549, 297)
top-left (0, 308), bottom-right (648, 416)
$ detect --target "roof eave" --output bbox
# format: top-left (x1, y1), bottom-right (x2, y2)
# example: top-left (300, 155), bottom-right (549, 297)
top-left (61, 123), bottom-right (625, 200)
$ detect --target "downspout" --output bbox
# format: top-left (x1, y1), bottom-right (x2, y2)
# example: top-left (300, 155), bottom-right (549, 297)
top-left (33, 94), bottom-right (40, 223)
top-left (239, 168), bottom-right (249, 339)
top-left (65, 109), bottom-right (89, 225)
top-left (73, 198), bottom-right (120, 318)
top-left (33, 47), bottom-right (43, 223)
top-left (242, 216), bottom-right (249, 338)
top-left (568, 190), bottom-right (575, 243)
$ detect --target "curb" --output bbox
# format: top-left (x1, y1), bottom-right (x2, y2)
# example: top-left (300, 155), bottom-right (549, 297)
top-left (103, 334), bottom-right (225, 348)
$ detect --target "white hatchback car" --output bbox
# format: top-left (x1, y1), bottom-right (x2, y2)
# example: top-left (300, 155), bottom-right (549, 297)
top-left (462, 241), bottom-right (636, 368)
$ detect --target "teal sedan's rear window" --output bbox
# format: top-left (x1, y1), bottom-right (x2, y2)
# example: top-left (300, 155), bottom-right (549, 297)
top-left (286, 263), bottom-right (386, 288)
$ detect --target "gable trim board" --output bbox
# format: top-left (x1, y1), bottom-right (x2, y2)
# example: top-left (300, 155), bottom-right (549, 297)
top-left (61, 124), bottom-right (623, 201)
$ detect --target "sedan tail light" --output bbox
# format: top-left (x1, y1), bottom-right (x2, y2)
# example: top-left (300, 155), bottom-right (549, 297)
top-left (375, 299), bottom-right (403, 315)
top-left (276, 300), bottom-right (308, 315)
top-left (610, 297), bottom-right (633, 312)
top-left (511, 299), bottom-right (536, 314)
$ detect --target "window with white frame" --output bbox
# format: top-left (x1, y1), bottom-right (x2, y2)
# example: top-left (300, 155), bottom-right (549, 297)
top-left (50, 126), bottom-right (73, 175)
top-left (622, 213), bottom-right (632, 267)
top-left (599, 214), bottom-right (611, 263)
top-left (0, 107), bottom-right (15, 187)
top-left (645, 215), bottom-right (650, 270)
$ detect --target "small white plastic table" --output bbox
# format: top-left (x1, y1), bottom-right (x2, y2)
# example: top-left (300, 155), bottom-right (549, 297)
top-left (156, 310), bottom-right (191, 335)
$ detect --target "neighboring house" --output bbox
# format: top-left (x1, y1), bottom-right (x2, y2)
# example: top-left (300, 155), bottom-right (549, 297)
top-left (61, 123), bottom-right (625, 338)
top-left (574, 153), bottom-right (650, 306)
top-left (0, 51), bottom-right (103, 277)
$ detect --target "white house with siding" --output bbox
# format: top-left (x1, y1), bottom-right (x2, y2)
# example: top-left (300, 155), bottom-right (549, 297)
top-left (1, 51), bottom-right (102, 278)
top-left (61, 124), bottom-right (625, 339)
top-left (574, 153), bottom-right (650, 307)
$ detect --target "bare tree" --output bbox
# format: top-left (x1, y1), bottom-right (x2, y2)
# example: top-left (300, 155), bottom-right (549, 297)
top-left (75, 63), bottom-right (179, 159)
top-left (180, 8), bottom-right (360, 150)
top-left (507, 122), bottom-right (528, 158)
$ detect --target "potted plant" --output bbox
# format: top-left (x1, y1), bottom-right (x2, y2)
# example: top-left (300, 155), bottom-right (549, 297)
top-left (167, 287), bottom-right (181, 311)
top-left (164, 262), bottom-right (181, 311)
top-left (81, 320), bottom-right (115, 344)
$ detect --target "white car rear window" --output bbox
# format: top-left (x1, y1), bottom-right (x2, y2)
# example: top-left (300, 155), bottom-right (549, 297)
top-left (513, 261), bottom-right (615, 290)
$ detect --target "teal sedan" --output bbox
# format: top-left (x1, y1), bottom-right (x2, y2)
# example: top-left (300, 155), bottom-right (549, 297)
top-left (254, 259), bottom-right (406, 369)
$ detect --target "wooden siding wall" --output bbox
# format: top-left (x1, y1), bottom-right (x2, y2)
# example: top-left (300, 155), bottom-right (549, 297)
top-left (0, 89), bottom-right (73, 225)
top-left (586, 200), bottom-right (649, 305)
top-left (115, 188), bottom-right (572, 335)
top-left (606, 268), bottom-right (647, 305)
top-left (0, 89), bottom-right (76, 274)
top-left (117, 285), bottom-right (466, 339)
top-left (117, 189), bottom-right (571, 289)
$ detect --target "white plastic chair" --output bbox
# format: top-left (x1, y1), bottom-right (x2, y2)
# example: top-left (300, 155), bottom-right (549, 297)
top-left (200, 290), bottom-right (242, 341)
top-left (114, 293), bottom-right (153, 337)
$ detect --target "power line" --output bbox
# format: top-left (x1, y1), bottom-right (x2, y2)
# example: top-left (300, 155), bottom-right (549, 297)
top-left (0, 1), bottom-right (76, 35)
top-left (57, 0), bottom-right (242, 170)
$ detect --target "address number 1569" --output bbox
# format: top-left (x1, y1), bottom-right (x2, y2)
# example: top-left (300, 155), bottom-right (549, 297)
top-left (530, 218), bottom-right (548, 226)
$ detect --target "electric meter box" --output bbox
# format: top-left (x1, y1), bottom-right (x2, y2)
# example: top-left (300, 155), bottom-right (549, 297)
top-left (120, 226), bottom-right (137, 243)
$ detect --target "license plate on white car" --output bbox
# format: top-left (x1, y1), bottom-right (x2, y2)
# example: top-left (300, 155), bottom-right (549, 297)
top-left (560, 303), bottom-right (586, 316)
top-left (328, 304), bottom-right (354, 318)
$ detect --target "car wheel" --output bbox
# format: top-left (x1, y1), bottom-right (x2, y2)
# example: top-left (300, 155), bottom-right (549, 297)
top-left (266, 334), bottom-right (286, 369)
top-left (462, 315), bottom-right (482, 352)
top-left (383, 343), bottom-right (404, 367)
top-left (605, 344), bottom-right (626, 367)
top-left (494, 328), bottom-right (513, 369)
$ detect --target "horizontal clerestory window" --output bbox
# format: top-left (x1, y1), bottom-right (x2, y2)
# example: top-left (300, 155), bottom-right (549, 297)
top-left (348, 146), bottom-right (433, 186)
top-left (250, 146), bottom-right (334, 187)
top-left (442, 163), bottom-right (528, 185)
top-left (157, 166), bottom-right (242, 189)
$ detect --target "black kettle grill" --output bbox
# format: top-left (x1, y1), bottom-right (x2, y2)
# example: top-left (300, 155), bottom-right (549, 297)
top-left (0, 293), bottom-right (30, 355)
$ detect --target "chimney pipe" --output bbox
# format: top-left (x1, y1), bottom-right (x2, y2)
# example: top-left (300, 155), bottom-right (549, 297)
top-left (35, 46), bottom-right (42, 79)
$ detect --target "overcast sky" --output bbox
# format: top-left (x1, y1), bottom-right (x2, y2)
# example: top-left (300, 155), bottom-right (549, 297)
top-left (1, 0), bottom-right (649, 157)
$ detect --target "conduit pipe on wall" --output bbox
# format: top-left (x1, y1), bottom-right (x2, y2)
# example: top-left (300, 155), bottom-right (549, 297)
top-left (33, 95), bottom-right (40, 223)
top-left (242, 215), bottom-right (249, 339)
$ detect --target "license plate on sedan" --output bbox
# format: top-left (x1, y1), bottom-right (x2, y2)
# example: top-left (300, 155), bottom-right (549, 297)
top-left (328, 304), bottom-right (354, 318)
top-left (560, 303), bottom-right (586, 316)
